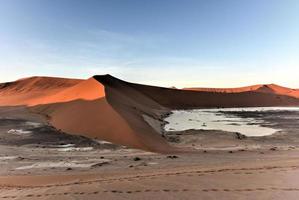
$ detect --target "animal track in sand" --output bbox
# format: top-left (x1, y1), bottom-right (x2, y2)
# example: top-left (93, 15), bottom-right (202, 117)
top-left (1, 165), bottom-right (299, 191)
top-left (2, 187), bottom-right (299, 199)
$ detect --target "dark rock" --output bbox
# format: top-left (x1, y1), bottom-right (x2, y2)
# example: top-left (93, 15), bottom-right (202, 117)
top-left (165, 135), bottom-right (180, 143)
top-left (17, 156), bottom-right (25, 161)
top-left (270, 147), bottom-right (277, 151)
top-left (91, 161), bottom-right (109, 168)
top-left (167, 155), bottom-right (178, 159)
top-left (235, 132), bottom-right (246, 140)
top-left (133, 157), bottom-right (141, 161)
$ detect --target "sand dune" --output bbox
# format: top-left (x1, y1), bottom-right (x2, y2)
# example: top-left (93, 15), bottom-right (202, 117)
top-left (0, 76), bottom-right (82, 93)
top-left (31, 76), bottom-right (174, 153)
top-left (0, 76), bottom-right (82, 106)
top-left (1, 75), bottom-right (299, 152)
top-left (184, 84), bottom-right (299, 99)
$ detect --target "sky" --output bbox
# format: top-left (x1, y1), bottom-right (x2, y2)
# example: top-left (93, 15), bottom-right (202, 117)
top-left (0, 0), bottom-right (299, 88)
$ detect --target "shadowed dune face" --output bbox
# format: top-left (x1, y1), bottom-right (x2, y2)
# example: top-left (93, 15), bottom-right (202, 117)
top-left (95, 76), bottom-right (299, 109)
top-left (1, 75), bottom-right (299, 153)
top-left (93, 75), bottom-right (175, 153)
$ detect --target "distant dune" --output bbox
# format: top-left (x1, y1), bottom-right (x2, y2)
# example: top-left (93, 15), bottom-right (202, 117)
top-left (0, 76), bottom-right (83, 106)
top-left (184, 84), bottom-right (299, 99)
top-left (1, 75), bottom-right (299, 152)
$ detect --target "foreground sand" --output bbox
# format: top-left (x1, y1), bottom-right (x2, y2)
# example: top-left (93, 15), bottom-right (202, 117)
top-left (1, 149), bottom-right (299, 200)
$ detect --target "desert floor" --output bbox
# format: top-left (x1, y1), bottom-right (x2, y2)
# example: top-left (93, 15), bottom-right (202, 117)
top-left (1, 106), bottom-right (299, 200)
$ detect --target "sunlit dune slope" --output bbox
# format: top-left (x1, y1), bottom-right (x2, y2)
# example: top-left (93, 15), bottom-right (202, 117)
top-left (30, 77), bottom-right (105, 105)
top-left (0, 76), bottom-right (83, 106)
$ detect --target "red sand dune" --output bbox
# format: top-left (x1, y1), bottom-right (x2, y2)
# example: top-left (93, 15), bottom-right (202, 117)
top-left (184, 84), bottom-right (299, 99)
top-left (32, 77), bottom-right (172, 152)
top-left (1, 75), bottom-right (299, 152)
top-left (0, 76), bottom-right (83, 106)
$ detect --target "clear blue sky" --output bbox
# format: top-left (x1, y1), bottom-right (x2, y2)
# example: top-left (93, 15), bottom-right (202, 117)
top-left (0, 0), bottom-right (299, 88)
